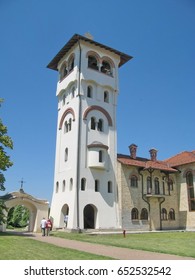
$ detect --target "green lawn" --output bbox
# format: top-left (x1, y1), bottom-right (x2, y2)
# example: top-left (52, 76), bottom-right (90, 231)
top-left (1, 230), bottom-right (195, 259)
top-left (50, 230), bottom-right (195, 258)
top-left (0, 232), bottom-right (113, 260)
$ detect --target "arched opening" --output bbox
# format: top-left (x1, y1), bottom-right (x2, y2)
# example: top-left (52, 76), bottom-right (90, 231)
top-left (5, 201), bottom-right (38, 232)
top-left (7, 205), bottom-right (30, 231)
top-left (61, 204), bottom-right (69, 228)
top-left (83, 204), bottom-right (96, 229)
top-left (0, 191), bottom-right (49, 233)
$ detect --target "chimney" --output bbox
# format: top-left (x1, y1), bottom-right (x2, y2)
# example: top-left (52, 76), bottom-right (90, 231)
top-left (129, 144), bottom-right (137, 159)
top-left (149, 148), bottom-right (158, 161)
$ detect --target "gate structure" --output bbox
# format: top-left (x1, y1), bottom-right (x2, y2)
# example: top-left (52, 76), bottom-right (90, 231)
top-left (0, 188), bottom-right (49, 232)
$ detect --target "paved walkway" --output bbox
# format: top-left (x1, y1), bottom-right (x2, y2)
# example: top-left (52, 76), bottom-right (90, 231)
top-left (28, 232), bottom-right (194, 260)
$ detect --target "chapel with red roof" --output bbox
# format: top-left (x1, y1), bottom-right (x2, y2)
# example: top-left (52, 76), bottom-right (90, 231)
top-left (117, 144), bottom-right (195, 230)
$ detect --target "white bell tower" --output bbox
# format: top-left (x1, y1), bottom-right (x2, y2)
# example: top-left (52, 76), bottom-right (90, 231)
top-left (47, 34), bottom-right (131, 230)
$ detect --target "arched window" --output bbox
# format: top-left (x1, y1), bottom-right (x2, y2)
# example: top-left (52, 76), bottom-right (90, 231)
top-left (168, 208), bottom-right (175, 220)
top-left (62, 180), bottom-right (66, 192)
top-left (71, 87), bottom-right (75, 98)
top-left (60, 64), bottom-right (68, 80)
top-left (161, 208), bottom-right (167, 220)
top-left (62, 94), bottom-right (66, 105)
top-left (64, 121), bottom-right (68, 133)
top-left (97, 119), bottom-right (103, 132)
top-left (88, 55), bottom-right (98, 70)
top-left (154, 177), bottom-right (160, 194)
top-left (68, 56), bottom-right (74, 72)
top-left (169, 179), bottom-right (174, 191)
top-left (87, 86), bottom-right (93, 98)
top-left (186, 171), bottom-right (195, 211)
top-left (65, 148), bottom-right (68, 162)
top-left (95, 179), bottom-right (100, 192)
top-left (140, 208), bottom-right (148, 220)
top-left (91, 117), bottom-right (96, 130)
top-left (69, 118), bottom-right (72, 131)
top-left (70, 178), bottom-right (73, 190)
top-left (162, 177), bottom-right (165, 195)
top-left (147, 176), bottom-right (152, 194)
top-left (130, 175), bottom-right (138, 187)
top-left (131, 208), bottom-right (139, 220)
top-left (56, 182), bottom-right (59, 193)
top-left (108, 181), bottom-right (112, 193)
top-left (101, 60), bottom-right (112, 75)
top-left (186, 171), bottom-right (193, 186)
top-left (104, 91), bottom-right (109, 103)
top-left (81, 178), bottom-right (86, 191)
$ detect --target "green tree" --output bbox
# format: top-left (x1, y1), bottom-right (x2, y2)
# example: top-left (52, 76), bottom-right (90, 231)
top-left (0, 99), bottom-right (13, 225)
top-left (7, 205), bottom-right (29, 228)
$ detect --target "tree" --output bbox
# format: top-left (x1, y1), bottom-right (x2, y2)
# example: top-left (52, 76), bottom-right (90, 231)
top-left (7, 206), bottom-right (29, 228)
top-left (0, 99), bottom-right (13, 225)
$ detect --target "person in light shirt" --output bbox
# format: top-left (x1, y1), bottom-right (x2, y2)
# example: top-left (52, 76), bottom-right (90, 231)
top-left (40, 217), bottom-right (47, 236)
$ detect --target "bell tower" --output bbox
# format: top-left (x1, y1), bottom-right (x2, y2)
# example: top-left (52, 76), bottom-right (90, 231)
top-left (47, 34), bottom-right (132, 230)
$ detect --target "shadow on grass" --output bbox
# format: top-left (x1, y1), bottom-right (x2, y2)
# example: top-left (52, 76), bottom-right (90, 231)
top-left (0, 230), bottom-right (35, 237)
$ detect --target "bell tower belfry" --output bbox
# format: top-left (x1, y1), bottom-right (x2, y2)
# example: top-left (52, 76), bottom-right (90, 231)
top-left (47, 34), bottom-right (132, 230)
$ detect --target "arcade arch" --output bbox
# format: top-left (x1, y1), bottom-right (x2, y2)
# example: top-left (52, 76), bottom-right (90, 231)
top-left (0, 190), bottom-right (49, 232)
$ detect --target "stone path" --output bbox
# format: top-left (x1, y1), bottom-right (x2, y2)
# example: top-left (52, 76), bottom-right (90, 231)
top-left (28, 233), bottom-right (194, 260)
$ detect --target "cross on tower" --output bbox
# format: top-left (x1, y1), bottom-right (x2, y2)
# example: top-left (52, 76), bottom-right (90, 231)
top-left (19, 178), bottom-right (25, 193)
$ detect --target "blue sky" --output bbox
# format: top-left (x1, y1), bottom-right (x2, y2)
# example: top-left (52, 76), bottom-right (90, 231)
top-left (1, 0), bottom-right (195, 203)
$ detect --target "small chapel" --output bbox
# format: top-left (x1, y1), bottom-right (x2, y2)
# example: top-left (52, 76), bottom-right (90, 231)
top-left (47, 34), bottom-right (195, 232)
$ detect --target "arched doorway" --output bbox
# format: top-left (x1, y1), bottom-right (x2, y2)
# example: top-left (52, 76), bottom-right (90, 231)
top-left (61, 204), bottom-right (69, 228)
top-left (83, 204), bottom-right (97, 229)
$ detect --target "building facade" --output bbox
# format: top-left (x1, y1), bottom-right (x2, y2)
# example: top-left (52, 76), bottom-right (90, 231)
top-left (48, 34), bottom-right (195, 231)
top-left (117, 145), bottom-right (195, 231)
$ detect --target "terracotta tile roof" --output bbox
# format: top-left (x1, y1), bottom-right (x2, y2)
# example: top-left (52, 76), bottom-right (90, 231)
top-left (164, 151), bottom-right (195, 167)
top-left (117, 154), bottom-right (177, 172)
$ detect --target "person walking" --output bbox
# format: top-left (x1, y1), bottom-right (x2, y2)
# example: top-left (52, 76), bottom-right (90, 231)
top-left (40, 217), bottom-right (47, 236)
top-left (46, 218), bottom-right (53, 236)
top-left (64, 215), bottom-right (68, 228)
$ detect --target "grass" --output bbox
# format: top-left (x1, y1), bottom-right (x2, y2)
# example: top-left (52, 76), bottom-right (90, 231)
top-left (50, 230), bottom-right (195, 258)
top-left (1, 230), bottom-right (195, 259)
top-left (0, 232), bottom-right (114, 260)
